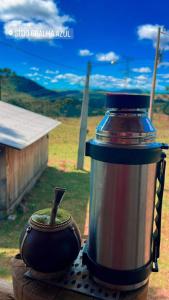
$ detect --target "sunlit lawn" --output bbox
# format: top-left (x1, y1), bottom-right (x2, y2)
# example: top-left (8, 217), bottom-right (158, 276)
top-left (0, 114), bottom-right (168, 299)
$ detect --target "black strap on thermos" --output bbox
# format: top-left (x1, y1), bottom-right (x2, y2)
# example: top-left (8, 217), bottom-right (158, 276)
top-left (152, 152), bottom-right (166, 272)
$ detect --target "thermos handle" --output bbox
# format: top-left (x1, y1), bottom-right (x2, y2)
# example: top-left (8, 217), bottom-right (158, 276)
top-left (152, 152), bottom-right (166, 272)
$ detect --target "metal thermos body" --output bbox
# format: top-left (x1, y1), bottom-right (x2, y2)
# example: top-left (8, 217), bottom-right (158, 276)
top-left (83, 94), bottom-right (167, 291)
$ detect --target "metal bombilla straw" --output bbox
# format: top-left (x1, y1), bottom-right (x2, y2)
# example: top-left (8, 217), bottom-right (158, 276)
top-left (50, 187), bottom-right (66, 226)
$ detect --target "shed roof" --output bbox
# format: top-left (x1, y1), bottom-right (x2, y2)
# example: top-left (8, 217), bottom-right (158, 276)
top-left (0, 101), bottom-right (60, 150)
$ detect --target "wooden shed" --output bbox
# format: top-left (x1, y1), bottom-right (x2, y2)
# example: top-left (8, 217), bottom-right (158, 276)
top-left (0, 101), bottom-right (60, 217)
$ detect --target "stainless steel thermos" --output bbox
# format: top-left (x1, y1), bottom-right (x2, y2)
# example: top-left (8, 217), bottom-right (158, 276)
top-left (83, 93), bottom-right (168, 291)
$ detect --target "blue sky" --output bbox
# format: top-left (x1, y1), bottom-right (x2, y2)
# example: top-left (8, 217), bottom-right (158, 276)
top-left (0, 0), bottom-right (169, 92)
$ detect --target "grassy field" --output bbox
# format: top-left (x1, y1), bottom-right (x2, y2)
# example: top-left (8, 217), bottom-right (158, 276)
top-left (0, 114), bottom-right (168, 299)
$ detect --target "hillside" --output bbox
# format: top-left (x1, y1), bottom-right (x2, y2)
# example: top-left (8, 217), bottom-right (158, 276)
top-left (1, 73), bottom-right (60, 101)
top-left (1, 69), bottom-right (169, 117)
top-left (0, 72), bottom-right (106, 116)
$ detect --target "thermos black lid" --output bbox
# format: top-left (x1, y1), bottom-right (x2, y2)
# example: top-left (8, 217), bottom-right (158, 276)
top-left (106, 93), bottom-right (150, 109)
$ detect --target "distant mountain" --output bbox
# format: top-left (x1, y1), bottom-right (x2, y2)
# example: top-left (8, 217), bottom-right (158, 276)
top-left (0, 72), bottom-right (106, 116)
top-left (1, 75), bottom-right (59, 100)
top-left (0, 69), bottom-right (169, 117)
top-left (119, 88), bottom-right (144, 94)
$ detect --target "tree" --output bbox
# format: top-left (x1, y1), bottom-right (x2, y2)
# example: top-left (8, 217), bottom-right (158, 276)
top-left (0, 68), bottom-right (17, 78)
top-left (166, 87), bottom-right (169, 91)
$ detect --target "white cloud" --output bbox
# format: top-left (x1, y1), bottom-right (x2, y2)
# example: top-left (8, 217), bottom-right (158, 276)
top-left (26, 69), bottom-right (165, 91)
top-left (45, 69), bottom-right (59, 74)
top-left (96, 51), bottom-right (119, 63)
top-left (91, 74), bottom-right (126, 89)
top-left (0, 0), bottom-right (73, 40)
top-left (158, 73), bottom-right (169, 79)
top-left (158, 62), bottom-right (169, 68)
top-left (30, 67), bottom-right (39, 71)
top-left (51, 72), bottom-right (132, 89)
top-left (55, 73), bottom-right (84, 85)
top-left (51, 78), bottom-right (59, 83)
top-left (138, 24), bottom-right (160, 41)
top-left (26, 70), bottom-right (61, 81)
top-left (0, 0), bottom-right (56, 21)
top-left (52, 72), bottom-right (126, 88)
top-left (132, 67), bottom-right (151, 73)
top-left (137, 24), bottom-right (169, 50)
top-left (135, 75), bottom-right (148, 81)
top-left (79, 49), bottom-right (93, 56)
top-left (43, 75), bottom-right (51, 80)
top-left (27, 72), bottom-right (39, 77)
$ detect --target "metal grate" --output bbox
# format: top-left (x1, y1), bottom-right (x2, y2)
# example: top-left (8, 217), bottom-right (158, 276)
top-left (25, 241), bottom-right (120, 300)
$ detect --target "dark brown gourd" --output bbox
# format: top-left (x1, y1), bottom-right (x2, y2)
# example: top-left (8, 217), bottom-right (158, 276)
top-left (20, 188), bottom-right (81, 273)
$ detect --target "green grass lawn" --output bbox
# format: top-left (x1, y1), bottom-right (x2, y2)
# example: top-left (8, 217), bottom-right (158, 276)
top-left (0, 115), bottom-right (168, 298)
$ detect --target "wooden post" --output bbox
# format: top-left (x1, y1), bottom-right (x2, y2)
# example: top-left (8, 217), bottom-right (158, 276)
top-left (0, 279), bottom-right (14, 300)
top-left (77, 61), bottom-right (92, 170)
top-left (0, 147), bottom-right (7, 218)
top-left (149, 27), bottom-right (161, 119)
top-left (0, 77), bottom-right (2, 101)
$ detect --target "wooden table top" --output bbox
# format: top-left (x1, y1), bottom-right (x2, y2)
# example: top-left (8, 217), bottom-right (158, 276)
top-left (12, 256), bottom-right (148, 300)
